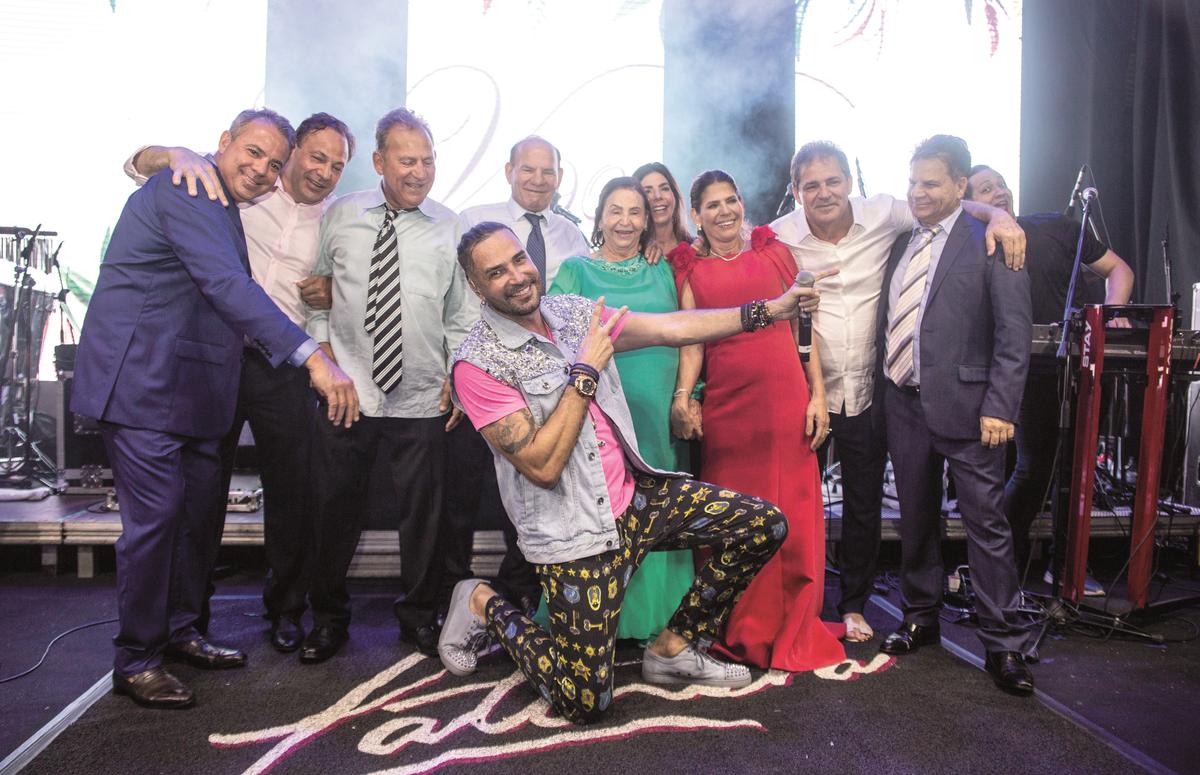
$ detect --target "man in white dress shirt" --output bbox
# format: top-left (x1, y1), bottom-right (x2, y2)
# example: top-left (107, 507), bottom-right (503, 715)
top-left (450, 137), bottom-right (591, 613)
top-left (770, 141), bottom-right (1025, 644)
top-left (459, 136), bottom-right (589, 289)
top-left (124, 113), bottom-right (354, 654)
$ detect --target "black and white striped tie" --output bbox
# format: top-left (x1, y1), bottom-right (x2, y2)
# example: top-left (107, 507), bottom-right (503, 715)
top-left (366, 205), bottom-right (404, 393)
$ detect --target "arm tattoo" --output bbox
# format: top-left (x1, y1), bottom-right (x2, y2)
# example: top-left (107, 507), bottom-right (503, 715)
top-left (488, 409), bottom-right (537, 455)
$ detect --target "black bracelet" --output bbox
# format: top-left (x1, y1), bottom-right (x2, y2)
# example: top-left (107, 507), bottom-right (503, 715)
top-left (570, 362), bottom-right (600, 380)
top-left (740, 300), bottom-right (773, 332)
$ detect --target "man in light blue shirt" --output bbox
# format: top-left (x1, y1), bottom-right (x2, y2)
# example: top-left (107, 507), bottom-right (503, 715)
top-left (303, 107), bottom-right (477, 663)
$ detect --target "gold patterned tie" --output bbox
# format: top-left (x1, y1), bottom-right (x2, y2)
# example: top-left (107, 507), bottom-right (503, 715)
top-left (885, 225), bottom-right (942, 387)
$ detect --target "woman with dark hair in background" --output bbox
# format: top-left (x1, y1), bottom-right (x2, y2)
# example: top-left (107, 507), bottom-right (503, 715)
top-left (545, 176), bottom-right (695, 640)
top-left (634, 162), bottom-right (693, 254)
top-left (668, 170), bottom-right (845, 671)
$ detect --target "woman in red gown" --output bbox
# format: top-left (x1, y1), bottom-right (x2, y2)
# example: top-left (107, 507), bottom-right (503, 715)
top-left (667, 170), bottom-right (845, 672)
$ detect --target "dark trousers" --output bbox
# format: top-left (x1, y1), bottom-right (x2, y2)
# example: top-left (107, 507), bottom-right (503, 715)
top-left (442, 422), bottom-right (541, 608)
top-left (310, 413), bottom-right (447, 633)
top-left (214, 350), bottom-right (318, 623)
top-left (820, 404), bottom-right (887, 616)
top-left (1002, 370), bottom-right (1058, 575)
top-left (486, 474), bottom-right (787, 724)
top-left (101, 424), bottom-right (223, 677)
top-left (885, 383), bottom-right (1029, 654)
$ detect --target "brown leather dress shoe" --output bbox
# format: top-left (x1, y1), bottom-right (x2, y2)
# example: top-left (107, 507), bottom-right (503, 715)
top-left (112, 667), bottom-right (195, 709)
top-left (879, 622), bottom-right (941, 655)
top-left (165, 637), bottom-right (248, 669)
top-left (985, 650), bottom-right (1035, 696)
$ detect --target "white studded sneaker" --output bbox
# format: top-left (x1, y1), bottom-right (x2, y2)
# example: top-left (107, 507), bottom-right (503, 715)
top-left (641, 644), bottom-right (752, 688)
top-left (438, 579), bottom-right (491, 676)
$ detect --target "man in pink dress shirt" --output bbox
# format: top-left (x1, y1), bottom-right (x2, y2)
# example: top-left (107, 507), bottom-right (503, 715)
top-left (123, 113), bottom-right (354, 653)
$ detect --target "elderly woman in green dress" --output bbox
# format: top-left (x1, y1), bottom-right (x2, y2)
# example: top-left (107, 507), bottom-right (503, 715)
top-left (546, 176), bottom-right (694, 641)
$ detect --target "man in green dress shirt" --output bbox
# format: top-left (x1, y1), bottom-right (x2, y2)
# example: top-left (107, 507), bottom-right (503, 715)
top-left (302, 107), bottom-right (478, 662)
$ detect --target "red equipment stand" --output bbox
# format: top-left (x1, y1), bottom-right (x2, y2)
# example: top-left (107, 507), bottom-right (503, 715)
top-left (1062, 304), bottom-right (1175, 607)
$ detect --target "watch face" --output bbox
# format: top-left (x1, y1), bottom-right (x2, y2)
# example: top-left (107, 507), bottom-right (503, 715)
top-left (574, 374), bottom-right (598, 397)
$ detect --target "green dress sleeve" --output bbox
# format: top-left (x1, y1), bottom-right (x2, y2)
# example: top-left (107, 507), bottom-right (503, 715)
top-left (547, 255), bottom-right (587, 297)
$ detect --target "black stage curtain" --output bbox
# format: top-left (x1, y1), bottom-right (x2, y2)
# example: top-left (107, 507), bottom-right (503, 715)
top-left (1021, 0), bottom-right (1200, 323)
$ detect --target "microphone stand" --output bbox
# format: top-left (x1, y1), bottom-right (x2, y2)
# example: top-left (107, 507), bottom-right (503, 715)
top-left (1028, 194), bottom-right (1095, 657)
top-left (775, 185), bottom-right (794, 217)
top-left (1162, 218), bottom-right (1178, 307)
top-left (0, 226), bottom-right (57, 489)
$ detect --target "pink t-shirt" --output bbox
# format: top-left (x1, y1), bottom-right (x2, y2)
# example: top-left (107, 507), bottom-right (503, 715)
top-left (452, 309), bottom-right (633, 519)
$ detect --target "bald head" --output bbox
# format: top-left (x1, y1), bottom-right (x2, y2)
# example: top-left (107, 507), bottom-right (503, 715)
top-left (506, 136), bottom-right (562, 213)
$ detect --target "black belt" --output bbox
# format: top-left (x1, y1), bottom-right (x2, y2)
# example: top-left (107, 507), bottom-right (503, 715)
top-left (890, 381), bottom-right (920, 396)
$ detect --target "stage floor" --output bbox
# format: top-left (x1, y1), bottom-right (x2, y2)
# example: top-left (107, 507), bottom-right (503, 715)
top-left (1, 565), bottom-right (1197, 774)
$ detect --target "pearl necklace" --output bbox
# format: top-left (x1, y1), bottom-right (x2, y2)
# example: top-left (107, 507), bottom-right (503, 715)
top-left (707, 239), bottom-right (745, 261)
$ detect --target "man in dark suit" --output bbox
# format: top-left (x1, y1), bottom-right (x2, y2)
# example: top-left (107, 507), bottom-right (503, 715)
top-left (72, 108), bottom-right (359, 709)
top-left (875, 135), bottom-right (1035, 695)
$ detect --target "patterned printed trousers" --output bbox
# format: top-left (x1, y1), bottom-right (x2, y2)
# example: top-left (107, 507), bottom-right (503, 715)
top-left (484, 474), bottom-right (788, 724)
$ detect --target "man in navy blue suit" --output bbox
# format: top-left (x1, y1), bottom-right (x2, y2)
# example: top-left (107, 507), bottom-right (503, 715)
top-left (874, 135), bottom-right (1035, 695)
top-left (72, 108), bottom-right (360, 709)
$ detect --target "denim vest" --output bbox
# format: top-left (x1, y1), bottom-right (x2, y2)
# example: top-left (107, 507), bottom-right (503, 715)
top-left (452, 294), bottom-right (683, 564)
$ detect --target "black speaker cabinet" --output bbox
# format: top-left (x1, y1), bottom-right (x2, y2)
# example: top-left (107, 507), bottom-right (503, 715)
top-left (54, 376), bottom-right (113, 493)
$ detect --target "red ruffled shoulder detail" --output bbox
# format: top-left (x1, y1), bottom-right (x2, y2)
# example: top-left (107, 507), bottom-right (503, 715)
top-left (666, 241), bottom-right (699, 298)
top-left (750, 224), bottom-right (777, 251)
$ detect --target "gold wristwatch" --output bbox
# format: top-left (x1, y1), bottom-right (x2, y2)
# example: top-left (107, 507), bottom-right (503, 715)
top-left (571, 373), bottom-right (598, 399)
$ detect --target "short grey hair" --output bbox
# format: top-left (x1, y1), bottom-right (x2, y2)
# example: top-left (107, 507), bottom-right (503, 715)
top-left (375, 107), bottom-right (432, 152)
top-left (509, 135), bottom-right (561, 168)
top-left (228, 108), bottom-right (296, 154)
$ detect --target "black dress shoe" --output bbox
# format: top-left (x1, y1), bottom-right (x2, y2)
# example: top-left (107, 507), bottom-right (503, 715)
top-left (985, 650), bottom-right (1035, 696)
top-left (165, 637), bottom-right (248, 669)
top-left (269, 619), bottom-right (305, 653)
top-left (112, 667), bottom-right (195, 709)
top-left (299, 626), bottom-right (347, 664)
top-left (399, 624), bottom-right (441, 657)
top-left (879, 622), bottom-right (941, 655)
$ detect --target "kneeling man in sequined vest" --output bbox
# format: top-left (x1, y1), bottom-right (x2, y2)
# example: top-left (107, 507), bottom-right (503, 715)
top-left (438, 221), bottom-right (823, 724)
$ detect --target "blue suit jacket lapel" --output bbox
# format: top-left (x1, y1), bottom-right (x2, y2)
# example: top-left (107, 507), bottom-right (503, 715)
top-left (925, 215), bottom-right (970, 307)
top-left (213, 167), bottom-right (252, 275)
top-left (228, 206), bottom-right (250, 275)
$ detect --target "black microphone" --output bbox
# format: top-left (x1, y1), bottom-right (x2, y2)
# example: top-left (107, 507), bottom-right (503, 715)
top-left (550, 192), bottom-right (582, 225)
top-left (795, 270), bottom-right (815, 362)
top-left (552, 203), bottom-right (581, 225)
top-left (18, 223), bottom-right (42, 264)
top-left (1064, 165), bottom-right (1087, 216)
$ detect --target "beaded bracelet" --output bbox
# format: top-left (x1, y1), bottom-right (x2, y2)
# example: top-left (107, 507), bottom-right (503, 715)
top-left (739, 300), bottom-right (774, 332)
